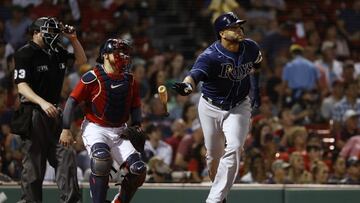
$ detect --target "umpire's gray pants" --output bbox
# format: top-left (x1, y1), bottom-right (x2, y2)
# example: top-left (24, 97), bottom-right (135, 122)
top-left (19, 108), bottom-right (81, 203)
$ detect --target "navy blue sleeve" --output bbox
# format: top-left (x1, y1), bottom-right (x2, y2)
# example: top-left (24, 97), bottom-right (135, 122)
top-left (62, 97), bottom-right (78, 129)
top-left (189, 53), bottom-right (211, 85)
top-left (246, 39), bottom-right (262, 91)
top-left (245, 39), bottom-right (263, 66)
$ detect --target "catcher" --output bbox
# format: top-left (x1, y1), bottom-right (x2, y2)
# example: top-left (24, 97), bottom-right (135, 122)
top-left (60, 38), bottom-right (146, 203)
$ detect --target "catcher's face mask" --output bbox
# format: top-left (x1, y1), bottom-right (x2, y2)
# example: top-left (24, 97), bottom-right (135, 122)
top-left (106, 39), bottom-right (131, 72)
top-left (40, 18), bottom-right (61, 52)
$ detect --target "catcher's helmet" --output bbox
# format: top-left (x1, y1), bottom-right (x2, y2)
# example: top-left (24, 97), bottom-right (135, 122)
top-left (96, 38), bottom-right (131, 63)
top-left (30, 17), bottom-right (62, 52)
top-left (214, 12), bottom-right (246, 39)
top-left (96, 38), bottom-right (131, 72)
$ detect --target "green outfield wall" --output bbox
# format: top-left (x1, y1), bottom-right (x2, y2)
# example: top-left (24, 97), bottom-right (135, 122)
top-left (0, 183), bottom-right (359, 203)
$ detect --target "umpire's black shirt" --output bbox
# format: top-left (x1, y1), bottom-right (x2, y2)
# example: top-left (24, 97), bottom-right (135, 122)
top-left (14, 41), bottom-right (73, 104)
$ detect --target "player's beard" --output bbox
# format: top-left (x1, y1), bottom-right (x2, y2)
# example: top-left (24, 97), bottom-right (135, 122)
top-left (224, 32), bottom-right (244, 43)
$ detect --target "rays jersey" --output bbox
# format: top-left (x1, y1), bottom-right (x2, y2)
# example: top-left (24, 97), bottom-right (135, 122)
top-left (70, 65), bottom-right (141, 127)
top-left (189, 39), bottom-right (262, 108)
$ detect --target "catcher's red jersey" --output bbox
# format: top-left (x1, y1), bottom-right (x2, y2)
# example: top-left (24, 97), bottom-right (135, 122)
top-left (70, 65), bottom-right (141, 127)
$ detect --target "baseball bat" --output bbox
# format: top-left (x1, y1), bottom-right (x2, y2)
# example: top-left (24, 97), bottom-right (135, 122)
top-left (158, 85), bottom-right (169, 117)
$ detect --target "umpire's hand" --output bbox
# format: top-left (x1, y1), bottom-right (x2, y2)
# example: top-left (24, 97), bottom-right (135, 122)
top-left (39, 101), bottom-right (59, 118)
top-left (171, 82), bottom-right (193, 96)
top-left (59, 129), bottom-right (74, 147)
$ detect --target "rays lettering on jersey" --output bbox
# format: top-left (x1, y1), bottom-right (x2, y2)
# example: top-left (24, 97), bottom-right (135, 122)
top-left (218, 62), bottom-right (253, 81)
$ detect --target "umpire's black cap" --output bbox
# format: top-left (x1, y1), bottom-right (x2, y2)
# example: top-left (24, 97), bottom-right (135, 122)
top-left (29, 17), bottom-right (48, 33)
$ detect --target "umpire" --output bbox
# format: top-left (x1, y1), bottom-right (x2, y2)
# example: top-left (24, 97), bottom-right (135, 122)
top-left (12, 17), bottom-right (86, 203)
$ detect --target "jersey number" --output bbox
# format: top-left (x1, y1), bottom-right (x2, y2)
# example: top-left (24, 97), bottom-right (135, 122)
top-left (14, 69), bottom-right (26, 79)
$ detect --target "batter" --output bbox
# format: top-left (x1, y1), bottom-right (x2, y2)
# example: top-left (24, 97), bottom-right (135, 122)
top-left (172, 12), bottom-right (262, 203)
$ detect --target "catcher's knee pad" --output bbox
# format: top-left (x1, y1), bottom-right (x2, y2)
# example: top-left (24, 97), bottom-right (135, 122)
top-left (90, 143), bottom-right (113, 176)
top-left (125, 153), bottom-right (146, 176)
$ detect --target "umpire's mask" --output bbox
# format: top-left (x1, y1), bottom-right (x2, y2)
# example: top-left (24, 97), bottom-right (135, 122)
top-left (37, 17), bottom-right (62, 52)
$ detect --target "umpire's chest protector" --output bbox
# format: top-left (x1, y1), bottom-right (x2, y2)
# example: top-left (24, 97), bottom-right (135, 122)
top-left (90, 65), bottom-right (133, 124)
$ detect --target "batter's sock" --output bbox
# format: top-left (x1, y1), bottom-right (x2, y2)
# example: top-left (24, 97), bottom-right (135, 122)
top-left (89, 173), bottom-right (109, 203)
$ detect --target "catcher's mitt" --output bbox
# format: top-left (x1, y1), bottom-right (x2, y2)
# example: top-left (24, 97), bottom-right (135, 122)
top-left (121, 126), bottom-right (146, 153)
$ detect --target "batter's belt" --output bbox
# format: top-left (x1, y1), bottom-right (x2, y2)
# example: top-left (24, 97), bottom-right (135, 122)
top-left (202, 95), bottom-right (246, 111)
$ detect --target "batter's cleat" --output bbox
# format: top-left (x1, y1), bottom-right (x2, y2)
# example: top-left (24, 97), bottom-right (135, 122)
top-left (223, 198), bottom-right (226, 203)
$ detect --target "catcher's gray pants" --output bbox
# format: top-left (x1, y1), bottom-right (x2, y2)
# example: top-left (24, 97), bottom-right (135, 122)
top-left (19, 108), bottom-right (81, 203)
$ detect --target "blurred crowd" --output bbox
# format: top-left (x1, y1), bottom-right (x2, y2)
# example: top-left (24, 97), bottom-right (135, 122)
top-left (0, 0), bottom-right (360, 185)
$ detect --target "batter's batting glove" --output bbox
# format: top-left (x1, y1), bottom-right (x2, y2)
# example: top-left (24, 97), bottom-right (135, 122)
top-left (250, 89), bottom-right (261, 109)
top-left (171, 82), bottom-right (193, 96)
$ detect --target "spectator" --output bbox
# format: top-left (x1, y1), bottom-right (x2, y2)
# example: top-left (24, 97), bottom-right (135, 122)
top-left (131, 59), bottom-right (149, 99)
top-left (4, 6), bottom-right (32, 49)
top-left (165, 119), bottom-right (187, 166)
top-left (341, 156), bottom-right (360, 184)
top-left (29, 0), bottom-right (62, 19)
top-left (144, 95), bottom-right (173, 137)
top-left (169, 94), bottom-right (191, 120)
top-left (148, 70), bottom-right (166, 96)
top-left (240, 148), bottom-right (266, 183)
top-left (144, 124), bottom-right (173, 166)
top-left (323, 24), bottom-right (350, 59)
top-left (282, 44), bottom-right (320, 100)
top-left (320, 80), bottom-right (344, 120)
top-left (340, 135), bottom-right (360, 160)
top-left (146, 156), bottom-right (172, 183)
top-left (328, 155), bottom-right (346, 184)
top-left (342, 60), bottom-right (357, 84)
top-left (305, 141), bottom-right (324, 172)
top-left (67, 63), bottom-right (91, 90)
top-left (207, 0), bottom-right (242, 23)
top-left (265, 159), bottom-right (291, 184)
top-left (0, 39), bottom-right (15, 75)
top-left (291, 90), bottom-right (322, 124)
top-left (181, 101), bottom-right (198, 133)
top-left (252, 96), bottom-right (278, 126)
top-left (306, 30), bottom-right (321, 53)
top-left (174, 123), bottom-right (204, 171)
top-left (251, 122), bottom-right (277, 174)
top-left (311, 161), bottom-right (330, 184)
top-left (288, 151), bottom-right (313, 184)
top-left (187, 144), bottom-right (207, 183)
top-left (285, 126), bottom-right (308, 153)
top-left (246, 0), bottom-right (276, 33)
top-left (336, 109), bottom-right (360, 150)
top-left (278, 108), bottom-right (299, 149)
top-left (261, 21), bottom-right (294, 71)
top-left (337, 0), bottom-right (360, 45)
top-left (332, 82), bottom-right (360, 134)
top-left (166, 52), bottom-right (187, 84)
top-left (315, 41), bottom-right (343, 92)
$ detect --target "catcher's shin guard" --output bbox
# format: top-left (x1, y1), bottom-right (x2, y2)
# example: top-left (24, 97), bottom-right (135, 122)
top-left (90, 143), bottom-right (113, 203)
top-left (112, 153), bottom-right (146, 203)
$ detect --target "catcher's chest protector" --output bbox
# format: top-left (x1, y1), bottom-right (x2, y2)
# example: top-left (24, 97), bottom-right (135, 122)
top-left (92, 65), bottom-right (134, 124)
